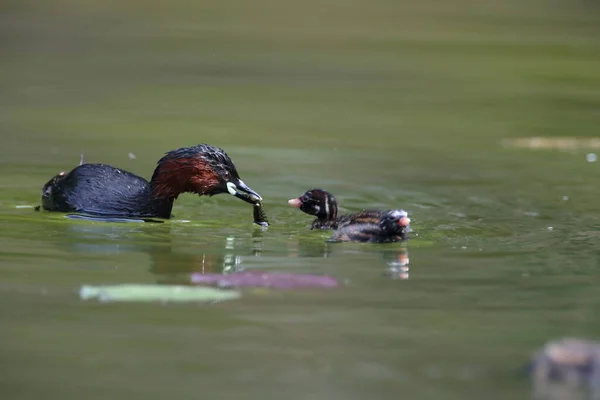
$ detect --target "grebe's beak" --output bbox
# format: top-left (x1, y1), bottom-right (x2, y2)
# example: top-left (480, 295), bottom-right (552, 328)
top-left (226, 180), bottom-right (262, 204)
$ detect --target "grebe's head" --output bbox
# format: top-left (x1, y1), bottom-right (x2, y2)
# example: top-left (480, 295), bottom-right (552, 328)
top-left (288, 189), bottom-right (337, 220)
top-left (151, 144), bottom-right (262, 204)
top-left (379, 210), bottom-right (411, 235)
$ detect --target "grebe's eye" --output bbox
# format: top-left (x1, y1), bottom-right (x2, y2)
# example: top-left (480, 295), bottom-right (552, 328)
top-left (223, 170), bottom-right (230, 180)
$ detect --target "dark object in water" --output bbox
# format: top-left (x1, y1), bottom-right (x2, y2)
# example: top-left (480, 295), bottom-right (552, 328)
top-left (253, 202), bottom-right (269, 227)
top-left (191, 271), bottom-right (339, 289)
top-left (288, 188), bottom-right (411, 243)
top-left (529, 338), bottom-right (600, 398)
top-left (38, 144), bottom-right (262, 220)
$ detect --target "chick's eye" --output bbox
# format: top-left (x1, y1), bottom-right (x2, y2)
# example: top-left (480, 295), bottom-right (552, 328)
top-left (301, 195), bottom-right (309, 202)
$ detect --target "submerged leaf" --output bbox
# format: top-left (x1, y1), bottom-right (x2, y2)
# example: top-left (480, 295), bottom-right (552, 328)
top-left (191, 271), bottom-right (339, 289)
top-left (80, 284), bottom-right (241, 303)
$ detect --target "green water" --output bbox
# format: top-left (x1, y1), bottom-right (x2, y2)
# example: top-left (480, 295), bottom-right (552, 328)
top-left (2, 1), bottom-right (600, 399)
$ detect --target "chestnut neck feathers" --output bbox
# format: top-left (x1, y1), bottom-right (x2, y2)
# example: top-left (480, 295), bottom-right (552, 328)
top-left (150, 144), bottom-right (239, 200)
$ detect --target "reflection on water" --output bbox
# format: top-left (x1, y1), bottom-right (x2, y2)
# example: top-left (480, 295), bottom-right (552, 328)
top-left (61, 219), bottom-right (411, 282)
top-left (65, 214), bottom-right (165, 224)
top-left (382, 247), bottom-right (410, 280)
top-left (63, 219), bottom-right (156, 254)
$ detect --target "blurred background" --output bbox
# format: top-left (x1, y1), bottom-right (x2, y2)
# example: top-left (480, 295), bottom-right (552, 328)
top-left (2, 0), bottom-right (600, 399)
top-left (3, 0), bottom-right (599, 156)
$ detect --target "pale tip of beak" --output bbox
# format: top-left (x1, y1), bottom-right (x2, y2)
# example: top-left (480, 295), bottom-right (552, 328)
top-left (288, 198), bottom-right (302, 208)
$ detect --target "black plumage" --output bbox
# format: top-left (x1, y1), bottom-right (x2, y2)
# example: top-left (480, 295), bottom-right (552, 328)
top-left (39, 144), bottom-right (263, 220)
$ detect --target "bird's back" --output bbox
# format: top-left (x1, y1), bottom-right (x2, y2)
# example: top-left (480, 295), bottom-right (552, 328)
top-left (45, 163), bottom-right (158, 217)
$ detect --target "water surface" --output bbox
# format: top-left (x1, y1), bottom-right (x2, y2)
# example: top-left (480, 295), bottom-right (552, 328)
top-left (2, 1), bottom-right (600, 399)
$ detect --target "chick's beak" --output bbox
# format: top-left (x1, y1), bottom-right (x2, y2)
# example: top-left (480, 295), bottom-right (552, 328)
top-left (288, 198), bottom-right (302, 208)
top-left (226, 180), bottom-right (262, 204)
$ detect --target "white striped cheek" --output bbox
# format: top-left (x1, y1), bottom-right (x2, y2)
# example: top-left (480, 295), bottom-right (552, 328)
top-left (226, 182), bottom-right (237, 195)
